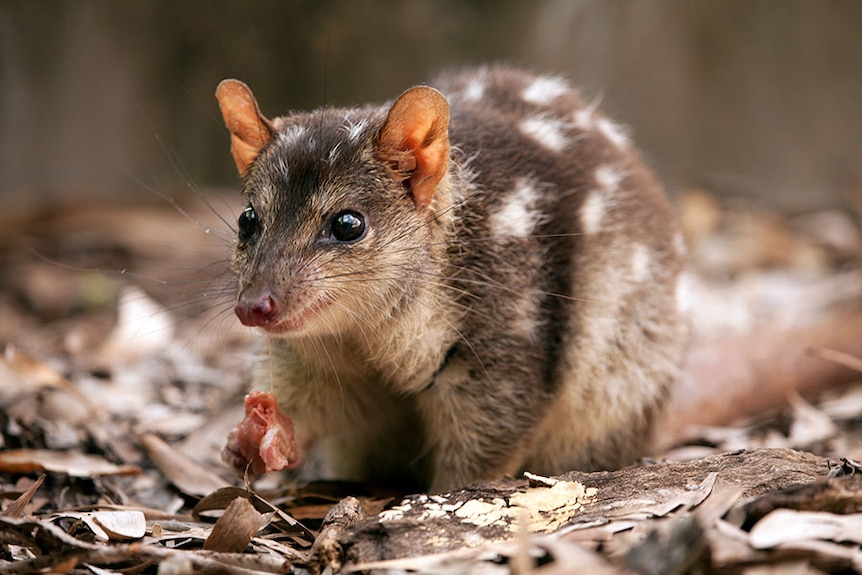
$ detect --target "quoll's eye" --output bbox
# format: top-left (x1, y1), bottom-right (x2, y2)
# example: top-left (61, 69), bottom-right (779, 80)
top-left (238, 206), bottom-right (259, 243)
top-left (331, 210), bottom-right (366, 242)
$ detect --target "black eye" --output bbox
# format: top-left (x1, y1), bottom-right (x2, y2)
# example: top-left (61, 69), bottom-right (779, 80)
top-left (238, 206), bottom-right (258, 243)
top-left (331, 211), bottom-right (366, 242)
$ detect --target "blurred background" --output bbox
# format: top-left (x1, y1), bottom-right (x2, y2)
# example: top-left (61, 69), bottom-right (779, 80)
top-left (3, 0), bottom-right (862, 213)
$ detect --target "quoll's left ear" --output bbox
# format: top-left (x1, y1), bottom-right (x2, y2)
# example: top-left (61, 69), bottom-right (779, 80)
top-left (216, 79), bottom-right (274, 177)
top-left (377, 86), bottom-right (450, 209)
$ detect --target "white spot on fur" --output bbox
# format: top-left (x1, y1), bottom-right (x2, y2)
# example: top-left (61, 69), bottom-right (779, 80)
top-left (522, 75), bottom-right (570, 105)
top-left (342, 118), bottom-right (367, 141)
top-left (630, 243), bottom-right (651, 282)
top-left (595, 165), bottom-right (624, 192)
top-left (572, 99), bottom-right (629, 149)
top-left (279, 125), bottom-right (307, 147)
top-left (491, 178), bottom-right (543, 238)
top-left (519, 115), bottom-right (569, 152)
top-left (580, 192), bottom-right (606, 234)
top-left (572, 103), bottom-right (599, 131)
top-left (511, 289), bottom-right (541, 339)
top-left (581, 165), bottom-right (623, 234)
top-left (328, 142), bottom-right (342, 163)
top-left (463, 76), bottom-right (486, 101)
top-left (596, 118), bottom-right (630, 149)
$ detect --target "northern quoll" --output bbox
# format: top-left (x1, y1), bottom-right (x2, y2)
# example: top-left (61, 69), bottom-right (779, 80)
top-left (216, 66), bottom-right (689, 493)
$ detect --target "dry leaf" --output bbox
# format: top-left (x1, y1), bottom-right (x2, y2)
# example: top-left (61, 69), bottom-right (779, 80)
top-left (97, 286), bottom-right (175, 364)
top-left (818, 384), bottom-right (862, 422)
top-left (1, 344), bottom-right (75, 391)
top-left (195, 486), bottom-right (316, 539)
top-left (92, 510), bottom-right (147, 540)
top-left (139, 433), bottom-right (230, 497)
top-left (56, 511), bottom-right (146, 541)
top-left (0, 449), bottom-right (140, 477)
top-left (1, 474), bottom-right (45, 518)
top-left (787, 394), bottom-right (838, 447)
top-left (0, 345), bottom-right (95, 414)
top-left (204, 496), bottom-right (268, 552)
top-left (750, 509), bottom-right (862, 549)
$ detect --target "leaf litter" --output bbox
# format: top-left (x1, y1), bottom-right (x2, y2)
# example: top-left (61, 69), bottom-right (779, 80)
top-left (0, 190), bottom-right (861, 573)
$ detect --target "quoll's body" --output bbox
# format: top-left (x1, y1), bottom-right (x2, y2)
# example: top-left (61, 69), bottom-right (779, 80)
top-left (217, 67), bottom-right (689, 492)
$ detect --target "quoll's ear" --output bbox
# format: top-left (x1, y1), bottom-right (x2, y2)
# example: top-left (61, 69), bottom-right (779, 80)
top-left (215, 79), bottom-right (274, 177)
top-left (377, 86), bottom-right (450, 209)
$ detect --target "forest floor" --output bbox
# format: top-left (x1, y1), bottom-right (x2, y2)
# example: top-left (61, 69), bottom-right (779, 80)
top-left (1, 189), bottom-right (861, 574)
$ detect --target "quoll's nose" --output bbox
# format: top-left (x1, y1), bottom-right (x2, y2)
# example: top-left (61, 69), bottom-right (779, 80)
top-left (235, 292), bottom-right (281, 327)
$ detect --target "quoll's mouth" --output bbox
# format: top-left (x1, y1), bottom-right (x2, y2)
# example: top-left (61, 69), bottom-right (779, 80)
top-left (234, 292), bottom-right (331, 336)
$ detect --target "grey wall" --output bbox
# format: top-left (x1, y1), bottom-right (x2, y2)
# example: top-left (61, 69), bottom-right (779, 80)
top-left (3, 1), bottom-right (861, 211)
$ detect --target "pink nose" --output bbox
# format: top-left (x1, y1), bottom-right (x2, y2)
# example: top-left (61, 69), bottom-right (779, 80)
top-left (235, 293), bottom-right (280, 327)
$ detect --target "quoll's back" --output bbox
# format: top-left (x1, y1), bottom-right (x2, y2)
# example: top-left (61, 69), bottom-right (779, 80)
top-left (217, 66), bottom-right (689, 492)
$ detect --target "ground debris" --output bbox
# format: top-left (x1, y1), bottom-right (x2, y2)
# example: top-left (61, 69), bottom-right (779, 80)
top-left (1, 192), bottom-right (861, 573)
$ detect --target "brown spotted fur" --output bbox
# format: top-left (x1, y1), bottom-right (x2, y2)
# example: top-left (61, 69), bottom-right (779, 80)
top-left (219, 67), bottom-right (688, 492)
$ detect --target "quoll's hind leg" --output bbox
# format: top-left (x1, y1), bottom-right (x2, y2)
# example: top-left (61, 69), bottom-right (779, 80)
top-left (416, 351), bottom-right (549, 493)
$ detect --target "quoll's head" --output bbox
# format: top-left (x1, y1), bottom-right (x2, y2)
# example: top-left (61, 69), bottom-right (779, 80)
top-left (215, 79), bottom-right (451, 338)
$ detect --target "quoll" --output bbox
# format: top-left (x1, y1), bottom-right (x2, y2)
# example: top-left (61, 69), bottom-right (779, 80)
top-left (216, 66), bottom-right (689, 492)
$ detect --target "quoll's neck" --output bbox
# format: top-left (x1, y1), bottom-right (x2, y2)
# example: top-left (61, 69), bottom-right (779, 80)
top-left (284, 273), bottom-right (463, 394)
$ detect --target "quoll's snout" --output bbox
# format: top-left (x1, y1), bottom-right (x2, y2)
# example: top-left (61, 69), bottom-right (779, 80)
top-left (235, 292), bottom-right (280, 327)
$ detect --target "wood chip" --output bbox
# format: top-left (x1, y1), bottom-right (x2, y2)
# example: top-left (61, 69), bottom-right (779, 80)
top-left (309, 496), bottom-right (365, 575)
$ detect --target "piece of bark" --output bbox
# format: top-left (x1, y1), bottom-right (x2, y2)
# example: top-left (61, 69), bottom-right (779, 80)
top-left (340, 449), bottom-right (831, 565)
top-left (308, 496), bottom-right (365, 575)
top-left (743, 472), bottom-right (862, 525)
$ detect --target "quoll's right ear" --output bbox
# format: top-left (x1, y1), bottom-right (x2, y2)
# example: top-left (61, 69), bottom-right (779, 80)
top-left (215, 79), bottom-right (274, 177)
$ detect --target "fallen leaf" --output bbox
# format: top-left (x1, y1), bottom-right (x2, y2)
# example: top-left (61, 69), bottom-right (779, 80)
top-left (787, 393), bottom-right (838, 447)
top-left (194, 486), bottom-right (316, 539)
top-left (0, 345), bottom-right (94, 410)
top-left (96, 286), bottom-right (175, 365)
top-left (203, 496), bottom-right (268, 552)
top-left (56, 511), bottom-right (146, 541)
top-left (1, 474), bottom-right (45, 518)
top-left (139, 433), bottom-right (229, 497)
top-left (92, 510), bottom-right (147, 540)
top-left (0, 449), bottom-right (140, 477)
top-left (750, 509), bottom-right (862, 549)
